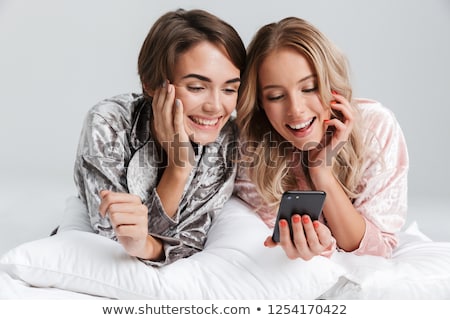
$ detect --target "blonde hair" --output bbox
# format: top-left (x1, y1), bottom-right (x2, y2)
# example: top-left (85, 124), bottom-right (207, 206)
top-left (237, 17), bottom-right (366, 208)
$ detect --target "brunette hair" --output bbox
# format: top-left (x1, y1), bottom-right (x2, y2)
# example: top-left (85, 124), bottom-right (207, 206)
top-left (138, 8), bottom-right (246, 99)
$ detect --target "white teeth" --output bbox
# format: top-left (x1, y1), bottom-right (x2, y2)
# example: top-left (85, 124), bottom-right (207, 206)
top-left (288, 118), bottom-right (313, 130)
top-left (191, 117), bottom-right (219, 126)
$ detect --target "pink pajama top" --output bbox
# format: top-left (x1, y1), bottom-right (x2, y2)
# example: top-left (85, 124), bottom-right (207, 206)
top-left (234, 99), bottom-right (409, 258)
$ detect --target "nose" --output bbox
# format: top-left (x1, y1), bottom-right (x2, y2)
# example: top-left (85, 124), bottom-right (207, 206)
top-left (203, 89), bottom-right (221, 114)
top-left (286, 92), bottom-right (306, 116)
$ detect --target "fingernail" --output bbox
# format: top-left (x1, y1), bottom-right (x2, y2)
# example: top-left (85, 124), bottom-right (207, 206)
top-left (280, 220), bottom-right (288, 228)
top-left (161, 80), bottom-right (166, 88)
top-left (292, 215), bottom-right (300, 224)
top-left (302, 215), bottom-right (309, 224)
top-left (331, 90), bottom-right (338, 95)
top-left (175, 99), bottom-right (181, 108)
top-left (313, 221), bottom-right (320, 229)
top-left (331, 101), bottom-right (336, 105)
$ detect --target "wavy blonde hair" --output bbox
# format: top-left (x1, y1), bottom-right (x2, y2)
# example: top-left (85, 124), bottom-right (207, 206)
top-left (237, 17), bottom-right (366, 208)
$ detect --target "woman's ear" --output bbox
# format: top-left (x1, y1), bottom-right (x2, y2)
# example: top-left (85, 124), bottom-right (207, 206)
top-left (143, 83), bottom-right (154, 97)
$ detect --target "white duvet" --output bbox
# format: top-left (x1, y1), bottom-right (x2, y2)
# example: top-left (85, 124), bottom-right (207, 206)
top-left (1, 196), bottom-right (449, 299)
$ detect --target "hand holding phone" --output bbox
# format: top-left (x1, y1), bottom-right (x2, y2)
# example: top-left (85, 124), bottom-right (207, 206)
top-left (272, 190), bottom-right (326, 242)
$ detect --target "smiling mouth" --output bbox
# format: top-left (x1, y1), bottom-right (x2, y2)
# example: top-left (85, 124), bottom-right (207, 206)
top-left (287, 117), bottom-right (315, 131)
top-left (189, 116), bottom-right (221, 127)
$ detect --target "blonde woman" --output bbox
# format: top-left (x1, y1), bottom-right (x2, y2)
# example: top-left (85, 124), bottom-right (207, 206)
top-left (234, 17), bottom-right (408, 260)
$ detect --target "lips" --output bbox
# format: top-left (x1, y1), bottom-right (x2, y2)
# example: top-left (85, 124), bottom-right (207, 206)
top-left (189, 116), bottom-right (221, 127)
top-left (286, 117), bottom-right (315, 131)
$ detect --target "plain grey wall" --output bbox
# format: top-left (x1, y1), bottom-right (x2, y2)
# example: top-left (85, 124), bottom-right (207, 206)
top-left (1, 0), bottom-right (449, 204)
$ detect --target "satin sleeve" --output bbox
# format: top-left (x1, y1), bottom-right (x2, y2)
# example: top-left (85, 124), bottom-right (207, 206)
top-left (73, 106), bottom-right (131, 239)
top-left (350, 101), bottom-right (409, 257)
top-left (141, 168), bottom-right (237, 267)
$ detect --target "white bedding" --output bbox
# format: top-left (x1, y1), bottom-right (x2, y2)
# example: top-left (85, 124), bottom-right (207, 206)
top-left (1, 196), bottom-right (450, 299)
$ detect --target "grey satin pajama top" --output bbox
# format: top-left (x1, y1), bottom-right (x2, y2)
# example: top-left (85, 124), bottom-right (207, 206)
top-left (73, 93), bottom-right (238, 266)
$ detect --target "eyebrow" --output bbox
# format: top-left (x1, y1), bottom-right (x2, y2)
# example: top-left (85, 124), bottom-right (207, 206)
top-left (182, 73), bottom-right (241, 84)
top-left (261, 74), bottom-right (316, 90)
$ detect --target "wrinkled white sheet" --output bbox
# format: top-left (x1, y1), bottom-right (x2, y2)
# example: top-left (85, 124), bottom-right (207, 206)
top-left (0, 272), bottom-right (104, 299)
top-left (1, 197), bottom-right (449, 299)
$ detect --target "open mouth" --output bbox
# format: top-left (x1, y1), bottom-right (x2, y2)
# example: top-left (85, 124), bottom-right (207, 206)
top-left (189, 116), bottom-right (221, 127)
top-left (286, 117), bottom-right (315, 132)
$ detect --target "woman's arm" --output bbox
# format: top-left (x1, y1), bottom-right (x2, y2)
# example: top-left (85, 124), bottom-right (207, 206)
top-left (151, 82), bottom-right (194, 219)
top-left (349, 101), bottom-right (409, 257)
top-left (311, 100), bottom-right (408, 257)
top-left (74, 102), bottom-right (131, 239)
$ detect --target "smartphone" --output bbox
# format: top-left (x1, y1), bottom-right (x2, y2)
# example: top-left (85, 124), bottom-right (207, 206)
top-left (272, 190), bottom-right (326, 242)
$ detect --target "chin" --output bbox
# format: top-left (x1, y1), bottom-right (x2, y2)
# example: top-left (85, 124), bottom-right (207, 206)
top-left (293, 138), bottom-right (323, 151)
top-left (191, 133), bottom-right (220, 146)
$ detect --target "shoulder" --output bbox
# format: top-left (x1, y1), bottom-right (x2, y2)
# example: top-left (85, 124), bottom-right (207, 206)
top-left (84, 93), bottom-right (144, 132)
top-left (353, 98), bottom-right (407, 155)
top-left (354, 98), bottom-right (404, 138)
top-left (354, 98), bottom-right (398, 123)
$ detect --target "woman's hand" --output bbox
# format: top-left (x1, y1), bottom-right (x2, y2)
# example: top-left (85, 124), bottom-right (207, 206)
top-left (151, 81), bottom-right (195, 218)
top-left (308, 92), bottom-right (355, 173)
top-left (99, 190), bottom-right (163, 260)
top-left (151, 81), bottom-right (194, 169)
top-left (264, 215), bottom-right (333, 260)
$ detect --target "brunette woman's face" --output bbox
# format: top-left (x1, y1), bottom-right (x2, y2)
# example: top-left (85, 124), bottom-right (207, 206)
top-left (172, 41), bottom-right (240, 145)
top-left (258, 48), bottom-right (330, 150)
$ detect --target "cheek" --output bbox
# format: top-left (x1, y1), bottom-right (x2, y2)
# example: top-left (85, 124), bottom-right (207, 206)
top-left (314, 97), bottom-right (330, 117)
top-left (175, 92), bottom-right (197, 112)
top-left (263, 107), bottom-right (283, 127)
top-left (224, 95), bottom-right (238, 112)
top-left (323, 108), bottom-right (331, 120)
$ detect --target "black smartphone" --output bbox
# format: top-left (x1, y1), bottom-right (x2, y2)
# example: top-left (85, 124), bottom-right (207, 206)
top-left (272, 190), bottom-right (326, 242)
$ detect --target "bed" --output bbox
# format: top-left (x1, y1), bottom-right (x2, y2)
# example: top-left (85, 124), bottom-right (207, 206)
top-left (1, 195), bottom-right (450, 299)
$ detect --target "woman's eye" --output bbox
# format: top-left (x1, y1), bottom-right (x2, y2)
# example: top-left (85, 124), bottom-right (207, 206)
top-left (267, 94), bottom-right (283, 101)
top-left (223, 88), bottom-right (238, 95)
top-left (302, 86), bottom-right (318, 93)
top-left (187, 86), bottom-right (204, 92)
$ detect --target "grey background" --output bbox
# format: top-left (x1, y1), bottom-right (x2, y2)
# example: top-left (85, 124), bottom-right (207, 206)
top-left (1, 0), bottom-right (449, 254)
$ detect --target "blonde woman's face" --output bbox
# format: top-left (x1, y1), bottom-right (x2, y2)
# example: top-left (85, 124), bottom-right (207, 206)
top-left (259, 48), bottom-right (330, 150)
top-left (172, 41), bottom-right (240, 145)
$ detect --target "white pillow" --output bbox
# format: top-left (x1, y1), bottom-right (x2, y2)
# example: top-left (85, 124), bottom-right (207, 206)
top-left (0, 197), bottom-right (345, 299)
top-left (322, 222), bottom-right (450, 299)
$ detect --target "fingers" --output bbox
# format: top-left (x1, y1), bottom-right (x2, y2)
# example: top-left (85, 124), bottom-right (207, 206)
top-left (329, 91), bottom-right (354, 127)
top-left (152, 81), bottom-right (177, 146)
top-left (301, 216), bottom-right (324, 254)
top-left (277, 219), bottom-right (299, 259)
top-left (153, 80), bottom-right (175, 116)
top-left (107, 203), bottom-right (147, 226)
top-left (115, 224), bottom-right (148, 239)
top-left (100, 194), bottom-right (148, 243)
top-left (173, 99), bottom-right (183, 133)
top-left (314, 221), bottom-right (333, 249)
top-left (173, 98), bottom-right (193, 139)
top-left (277, 216), bottom-right (313, 260)
top-left (263, 236), bottom-right (277, 248)
top-left (323, 92), bottom-right (354, 148)
top-left (270, 214), bottom-right (331, 260)
top-left (173, 98), bottom-right (192, 141)
top-left (99, 190), bottom-right (142, 217)
top-left (290, 215), bottom-right (309, 256)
